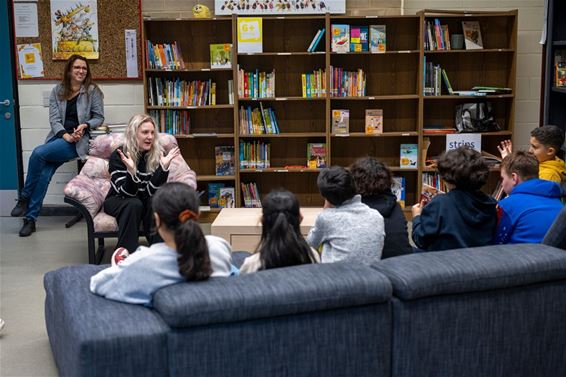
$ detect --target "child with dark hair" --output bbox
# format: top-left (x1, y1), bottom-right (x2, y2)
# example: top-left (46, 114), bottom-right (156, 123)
top-left (498, 125), bottom-right (566, 183)
top-left (307, 166), bottom-right (385, 264)
top-left (90, 182), bottom-right (235, 306)
top-left (350, 157), bottom-right (412, 258)
top-left (494, 151), bottom-right (563, 244)
top-left (240, 189), bottom-right (319, 273)
top-left (412, 146), bottom-right (497, 251)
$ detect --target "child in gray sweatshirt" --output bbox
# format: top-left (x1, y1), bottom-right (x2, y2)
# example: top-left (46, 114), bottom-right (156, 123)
top-left (307, 166), bottom-right (385, 264)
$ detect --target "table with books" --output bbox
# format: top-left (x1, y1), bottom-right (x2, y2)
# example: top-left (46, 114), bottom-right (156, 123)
top-left (211, 207), bottom-right (323, 252)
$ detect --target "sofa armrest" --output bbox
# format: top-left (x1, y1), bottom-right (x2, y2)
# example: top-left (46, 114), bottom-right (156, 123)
top-left (153, 262), bottom-right (392, 328)
top-left (44, 265), bottom-right (170, 377)
top-left (372, 244), bottom-right (566, 300)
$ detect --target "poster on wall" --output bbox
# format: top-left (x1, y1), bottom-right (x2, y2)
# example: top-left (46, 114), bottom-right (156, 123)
top-left (17, 43), bottom-right (45, 78)
top-left (215, 0), bottom-right (345, 15)
top-left (51, 0), bottom-right (99, 60)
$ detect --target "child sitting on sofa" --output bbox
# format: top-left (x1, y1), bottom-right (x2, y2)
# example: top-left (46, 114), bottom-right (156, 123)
top-left (498, 125), bottom-right (566, 184)
top-left (412, 146), bottom-right (498, 251)
top-left (349, 156), bottom-right (412, 259)
top-left (307, 166), bottom-right (385, 264)
top-left (494, 151), bottom-right (563, 244)
top-left (240, 189), bottom-right (319, 273)
top-left (90, 182), bottom-right (236, 306)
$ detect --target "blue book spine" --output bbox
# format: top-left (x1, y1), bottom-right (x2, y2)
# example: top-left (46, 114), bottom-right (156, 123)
top-left (310, 28), bottom-right (325, 52)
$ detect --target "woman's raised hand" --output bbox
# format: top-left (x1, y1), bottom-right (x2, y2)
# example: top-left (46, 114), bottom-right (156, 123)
top-left (117, 149), bottom-right (136, 175)
top-left (160, 146), bottom-right (181, 170)
top-left (497, 139), bottom-right (513, 159)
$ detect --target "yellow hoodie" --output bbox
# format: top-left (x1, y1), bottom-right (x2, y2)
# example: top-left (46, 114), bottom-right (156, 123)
top-left (539, 157), bottom-right (566, 183)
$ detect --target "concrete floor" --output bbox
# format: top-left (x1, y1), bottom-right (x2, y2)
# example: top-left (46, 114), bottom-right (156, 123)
top-left (0, 216), bottom-right (213, 376)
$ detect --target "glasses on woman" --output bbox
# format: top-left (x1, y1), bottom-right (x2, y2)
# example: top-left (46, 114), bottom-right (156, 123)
top-left (73, 66), bottom-right (88, 71)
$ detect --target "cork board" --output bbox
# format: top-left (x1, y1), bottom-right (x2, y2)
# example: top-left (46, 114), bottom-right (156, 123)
top-left (15, 0), bottom-right (142, 80)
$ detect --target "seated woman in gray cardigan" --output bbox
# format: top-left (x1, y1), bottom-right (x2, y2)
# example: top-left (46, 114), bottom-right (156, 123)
top-left (11, 54), bottom-right (104, 237)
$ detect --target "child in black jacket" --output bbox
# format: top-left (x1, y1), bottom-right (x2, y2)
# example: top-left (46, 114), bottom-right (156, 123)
top-left (411, 146), bottom-right (497, 251)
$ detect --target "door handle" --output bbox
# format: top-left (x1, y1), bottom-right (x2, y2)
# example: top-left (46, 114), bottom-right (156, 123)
top-left (1, 99), bottom-right (10, 106)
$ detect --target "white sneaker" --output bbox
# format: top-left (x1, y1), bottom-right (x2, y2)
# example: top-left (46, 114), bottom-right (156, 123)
top-left (111, 247), bottom-right (130, 267)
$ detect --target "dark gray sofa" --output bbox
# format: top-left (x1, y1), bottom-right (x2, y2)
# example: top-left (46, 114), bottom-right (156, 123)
top-left (44, 244), bottom-right (566, 377)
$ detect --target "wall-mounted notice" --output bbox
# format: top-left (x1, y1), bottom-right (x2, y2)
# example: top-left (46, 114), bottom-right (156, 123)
top-left (125, 29), bottom-right (138, 78)
top-left (14, 2), bottom-right (39, 38)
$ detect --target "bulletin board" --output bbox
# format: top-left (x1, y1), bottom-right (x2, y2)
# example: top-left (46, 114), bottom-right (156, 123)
top-left (15, 0), bottom-right (142, 80)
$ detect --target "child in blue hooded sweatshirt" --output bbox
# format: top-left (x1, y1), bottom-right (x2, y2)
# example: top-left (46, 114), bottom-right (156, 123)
top-left (494, 151), bottom-right (563, 244)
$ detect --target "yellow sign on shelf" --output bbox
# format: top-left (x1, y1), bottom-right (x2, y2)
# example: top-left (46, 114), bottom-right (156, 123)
top-left (237, 17), bottom-right (262, 53)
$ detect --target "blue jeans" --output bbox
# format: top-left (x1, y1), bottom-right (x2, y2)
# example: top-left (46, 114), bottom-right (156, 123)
top-left (21, 137), bottom-right (78, 220)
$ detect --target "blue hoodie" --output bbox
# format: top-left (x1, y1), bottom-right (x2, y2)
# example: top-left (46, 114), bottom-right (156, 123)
top-left (495, 179), bottom-right (563, 244)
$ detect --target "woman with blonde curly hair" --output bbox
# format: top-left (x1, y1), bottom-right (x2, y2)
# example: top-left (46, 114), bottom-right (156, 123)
top-left (103, 114), bottom-right (180, 256)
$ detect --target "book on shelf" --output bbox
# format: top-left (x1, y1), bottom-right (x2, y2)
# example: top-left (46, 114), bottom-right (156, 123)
top-left (365, 109), bottom-right (383, 135)
top-left (307, 29), bottom-right (325, 52)
top-left (423, 125), bottom-right (456, 135)
top-left (146, 40), bottom-right (185, 70)
top-left (332, 109), bottom-right (349, 134)
top-left (391, 176), bottom-right (406, 208)
top-left (241, 182), bottom-right (262, 208)
top-left (369, 25), bottom-right (386, 53)
top-left (441, 69), bottom-right (454, 95)
top-left (239, 141), bottom-right (270, 169)
top-left (215, 146), bottom-right (235, 176)
top-left (462, 21), bottom-right (483, 50)
top-left (301, 69), bottom-right (326, 98)
top-left (329, 66), bottom-right (366, 97)
top-left (556, 63), bottom-right (566, 87)
top-left (218, 187), bottom-right (235, 208)
top-left (208, 183), bottom-right (225, 208)
top-left (400, 144), bottom-right (418, 169)
top-left (228, 79), bottom-right (234, 104)
top-left (307, 143), bottom-right (327, 169)
top-left (238, 68), bottom-right (275, 98)
top-left (350, 26), bottom-right (369, 52)
top-left (452, 90), bottom-right (487, 96)
top-left (471, 86), bottom-right (512, 94)
top-left (331, 24), bottom-right (350, 53)
top-left (210, 44), bottom-right (232, 69)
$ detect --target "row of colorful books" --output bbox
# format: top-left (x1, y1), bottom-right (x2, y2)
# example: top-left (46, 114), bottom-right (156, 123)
top-left (148, 77), bottom-right (217, 106)
top-left (241, 182), bottom-right (262, 208)
top-left (237, 68), bottom-right (275, 98)
top-left (329, 67), bottom-right (366, 97)
top-left (239, 104), bottom-right (280, 135)
top-left (330, 24), bottom-right (386, 53)
top-left (149, 110), bottom-right (190, 135)
top-left (301, 69), bottom-right (326, 98)
top-left (331, 109), bottom-right (383, 135)
top-left (424, 19), bottom-right (451, 51)
top-left (146, 40), bottom-right (185, 70)
top-left (239, 141), bottom-right (271, 169)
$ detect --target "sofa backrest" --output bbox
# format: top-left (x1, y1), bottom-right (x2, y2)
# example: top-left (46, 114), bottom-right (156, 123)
top-left (153, 262), bottom-right (394, 377)
top-left (373, 244), bottom-right (566, 377)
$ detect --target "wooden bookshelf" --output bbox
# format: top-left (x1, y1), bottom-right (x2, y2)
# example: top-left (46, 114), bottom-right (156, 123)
top-left (142, 9), bottom-right (517, 212)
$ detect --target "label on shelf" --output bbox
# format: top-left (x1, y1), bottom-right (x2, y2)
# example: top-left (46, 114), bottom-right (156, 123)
top-left (275, 97), bottom-right (287, 101)
top-left (277, 52), bottom-right (291, 55)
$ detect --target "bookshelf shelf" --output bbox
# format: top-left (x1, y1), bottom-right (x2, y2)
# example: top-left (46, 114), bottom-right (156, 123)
top-left (240, 168), bottom-right (321, 173)
top-left (143, 10), bottom-right (516, 211)
top-left (240, 133), bottom-right (326, 138)
top-left (147, 105), bottom-right (234, 110)
top-left (197, 175), bottom-right (236, 181)
top-left (424, 49), bottom-right (515, 54)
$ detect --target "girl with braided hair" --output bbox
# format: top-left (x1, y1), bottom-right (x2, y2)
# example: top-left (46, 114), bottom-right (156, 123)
top-left (90, 182), bottom-right (236, 306)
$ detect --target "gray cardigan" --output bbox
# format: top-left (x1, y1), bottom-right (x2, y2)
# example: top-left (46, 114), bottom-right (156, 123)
top-left (46, 83), bottom-right (104, 160)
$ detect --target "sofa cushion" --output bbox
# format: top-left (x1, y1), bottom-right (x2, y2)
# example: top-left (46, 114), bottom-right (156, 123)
top-left (153, 262), bottom-right (392, 328)
top-left (373, 244), bottom-right (566, 300)
top-left (64, 157), bottom-right (110, 218)
top-left (93, 210), bottom-right (118, 233)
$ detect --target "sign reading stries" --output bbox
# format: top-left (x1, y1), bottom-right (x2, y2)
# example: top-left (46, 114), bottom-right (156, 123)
top-left (215, 0), bottom-right (345, 15)
top-left (446, 133), bottom-right (481, 152)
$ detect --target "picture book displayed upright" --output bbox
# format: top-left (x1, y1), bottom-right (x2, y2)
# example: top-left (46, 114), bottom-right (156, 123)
top-left (215, 146), bottom-right (235, 176)
top-left (350, 26), bottom-right (369, 52)
top-left (307, 143), bottom-right (327, 169)
top-left (400, 144), bottom-right (418, 169)
top-left (331, 24), bottom-right (350, 53)
top-left (365, 109), bottom-right (383, 134)
top-left (369, 25), bottom-right (386, 53)
top-left (462, 21), bottom-right (483, 50)
top-left (332, 109), bottom-right (349, 134)
top-left (210, 44), bottom-right (232, 69)
top-left (391, 176), bottom-right (406, 208)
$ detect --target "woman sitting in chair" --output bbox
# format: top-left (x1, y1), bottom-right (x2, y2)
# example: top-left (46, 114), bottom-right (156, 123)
top-left (103, 113), bottom-right (180, 256)
top-left (11, 54), bottom-right (104, 237)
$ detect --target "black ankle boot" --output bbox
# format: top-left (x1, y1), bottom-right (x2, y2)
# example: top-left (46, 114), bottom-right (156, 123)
top-left (11, 198), bottom-right (28, 217)
top-left (19, 218), bottom-right (36, 237)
